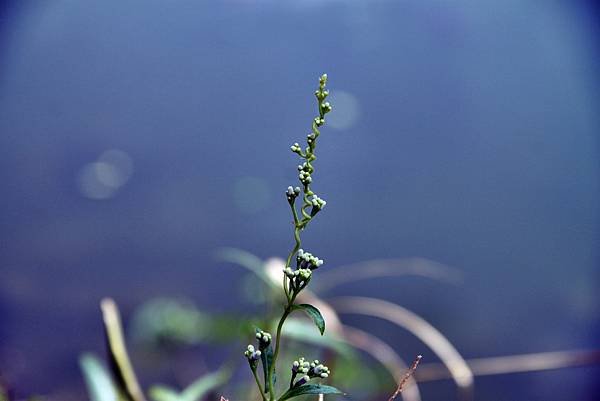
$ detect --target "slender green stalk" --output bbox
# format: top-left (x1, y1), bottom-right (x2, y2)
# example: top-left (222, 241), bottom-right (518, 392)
top-left (251, 368), bottom-right (267, 401)
top-left (283, 226), bottom-right (302, 301)
top-left (269, 305), bottom-right (291, 399)
top-left (245, 74), bottom-right (335, 401)
top-left (267, 75), bottom-right (330, 401)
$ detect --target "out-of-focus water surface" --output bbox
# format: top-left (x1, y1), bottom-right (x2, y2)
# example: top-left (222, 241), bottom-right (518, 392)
top-left (0, 1), bottom-right (599, 400)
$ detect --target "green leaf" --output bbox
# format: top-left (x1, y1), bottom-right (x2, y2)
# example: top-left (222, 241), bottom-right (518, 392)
top-left (148, 386), bottom-right (180, 401)
top-left (148, 368), bottom-right (231, 401)
top-left (79, 353), bottom-right (119, 401)
top-left (255, 327), bottom-right (275, 393)
top-left (180, 369), bottom-right (231, 401)
top-left (292, 304), bottom-right (325, 335)
top-left (278, 384), bottom-right (344, 401)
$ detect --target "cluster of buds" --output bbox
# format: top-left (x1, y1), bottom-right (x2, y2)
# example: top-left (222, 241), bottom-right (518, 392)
top-left (316, 74), bottom-right (329, 98)
top-left (292, 357), bottom-right (311, 375)
top-left (255, 330), bottom-right (272, 350)
top-left (244, 344), bottom-right (261, 368)
top-left (308, 360), bottom-right (331, 379)
top-left (315, 89), bottom-right (329, 100)
top-left (286, 186), bottom-right (301, 203)
top-left (309, 195), bottom-right (326, 216)
top-left (315, 74), bottom-right (332, 124)
top-left (290, 142), bottom-right (303, 155)
top-left (283, 249), bottom-right (325, 293)
top-left (284, 266), bottom-right (312, 292)
top-left (297, 162), bottom-right (313, 174)
top-left (298, 170), bottom-right (312, 185)
top-left (297, 249), bottom-right (324, 270)
top-left (297, 162), bottom-right (314, 186)
top-left (290, 358), bottom-right (331, 388)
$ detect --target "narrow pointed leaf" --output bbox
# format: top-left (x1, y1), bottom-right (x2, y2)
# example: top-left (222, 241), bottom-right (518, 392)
top-left (180, 368), bottom-right (232, 401)
top-left (79, 353), bottom-right (119, 401)
top-left (260, 345), bottom-right (275, 393)
top-left (148, 386), bottom-right (180, 401)
top-left (278, 384), bottom-right (344, 401)
top-left (101, 298), bottom-right (147, 401)
top-left (292, 304), bottom-right (325, 335)
top-left (255, 327), bottom-right (275, 393)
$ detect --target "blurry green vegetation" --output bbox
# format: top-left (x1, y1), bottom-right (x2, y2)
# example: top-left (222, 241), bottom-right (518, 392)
top-left (78, 248), bottom-right (600, 401)
top-left (80, 299), bottom-right (233, 401)
top-left (80, 247), bottom-right (464, 401)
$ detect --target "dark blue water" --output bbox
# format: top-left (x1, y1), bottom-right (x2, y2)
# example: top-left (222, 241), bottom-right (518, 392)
top-left (0, 1), bottom-right (599, 400)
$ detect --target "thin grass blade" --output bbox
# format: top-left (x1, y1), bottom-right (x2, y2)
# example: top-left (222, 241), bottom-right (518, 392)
top-left (79, 353), bottom-right (119, 401)
top-left (101, 298), bottom-right (147, 401)
top-left (315, 258), bottom-right (462, 293)
top-left (329, 296), bottom-right (474, 399)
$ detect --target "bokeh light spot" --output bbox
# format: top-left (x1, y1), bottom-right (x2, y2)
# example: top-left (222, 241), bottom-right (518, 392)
top-left (233, 176), bottom-right (270, 214)
top-left (328, 90), bottom-right (360, 130)
top-left (77, 149), bottom-right (134, 200)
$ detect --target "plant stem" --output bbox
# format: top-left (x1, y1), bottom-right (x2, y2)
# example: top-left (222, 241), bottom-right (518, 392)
top-left (267, 292), bottom-right (298, 401)
top-left (284, 204), bottom-right (302, 301)
top-left (263, 75), bottom-right (330, 401)
top-left (251, 367), bottom-right (267, 401)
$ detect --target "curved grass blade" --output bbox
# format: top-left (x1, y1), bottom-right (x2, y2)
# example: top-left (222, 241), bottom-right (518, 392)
top-left (339, 325), bottom-right (421, 401)
top-left (215, 248), bottom-right (277, 290)
top-left (277, 384), bottom-right (344, 401)
top-left (180, 368), bottom-right (232, 401)
top-left (329, 296), bottom-right (474, 399)
top-left (315, 258), bottom-right (462, 293)
top-left (79, 353), bottom-right (119, 401)
top-left (101, 298), bottom-right (147, 401)
top-left (416, 349), bottom-right (600, 381)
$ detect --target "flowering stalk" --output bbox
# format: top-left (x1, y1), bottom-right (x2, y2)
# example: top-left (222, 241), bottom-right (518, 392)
top-left (244, 74), bottom-right (342, 401)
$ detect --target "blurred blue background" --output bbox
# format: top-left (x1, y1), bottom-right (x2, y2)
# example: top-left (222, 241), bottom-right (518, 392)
top-left (0, 1), bottom-right (599, 400)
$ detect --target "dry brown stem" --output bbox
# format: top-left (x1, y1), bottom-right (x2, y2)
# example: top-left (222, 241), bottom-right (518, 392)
top-left (387, 355), bottom-right (422, 401)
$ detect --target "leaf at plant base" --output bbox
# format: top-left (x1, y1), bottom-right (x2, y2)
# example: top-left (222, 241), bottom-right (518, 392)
top-left (79, 353), bottom-right (119, 401)
top-left (292, 304), bottom-right (325, 335)
top-left (278, 384), bottom-right (344, 401)
top-left (148, 386), bottom-right (180, 401)
top-left (180, 368), bottom-right (232, 401)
